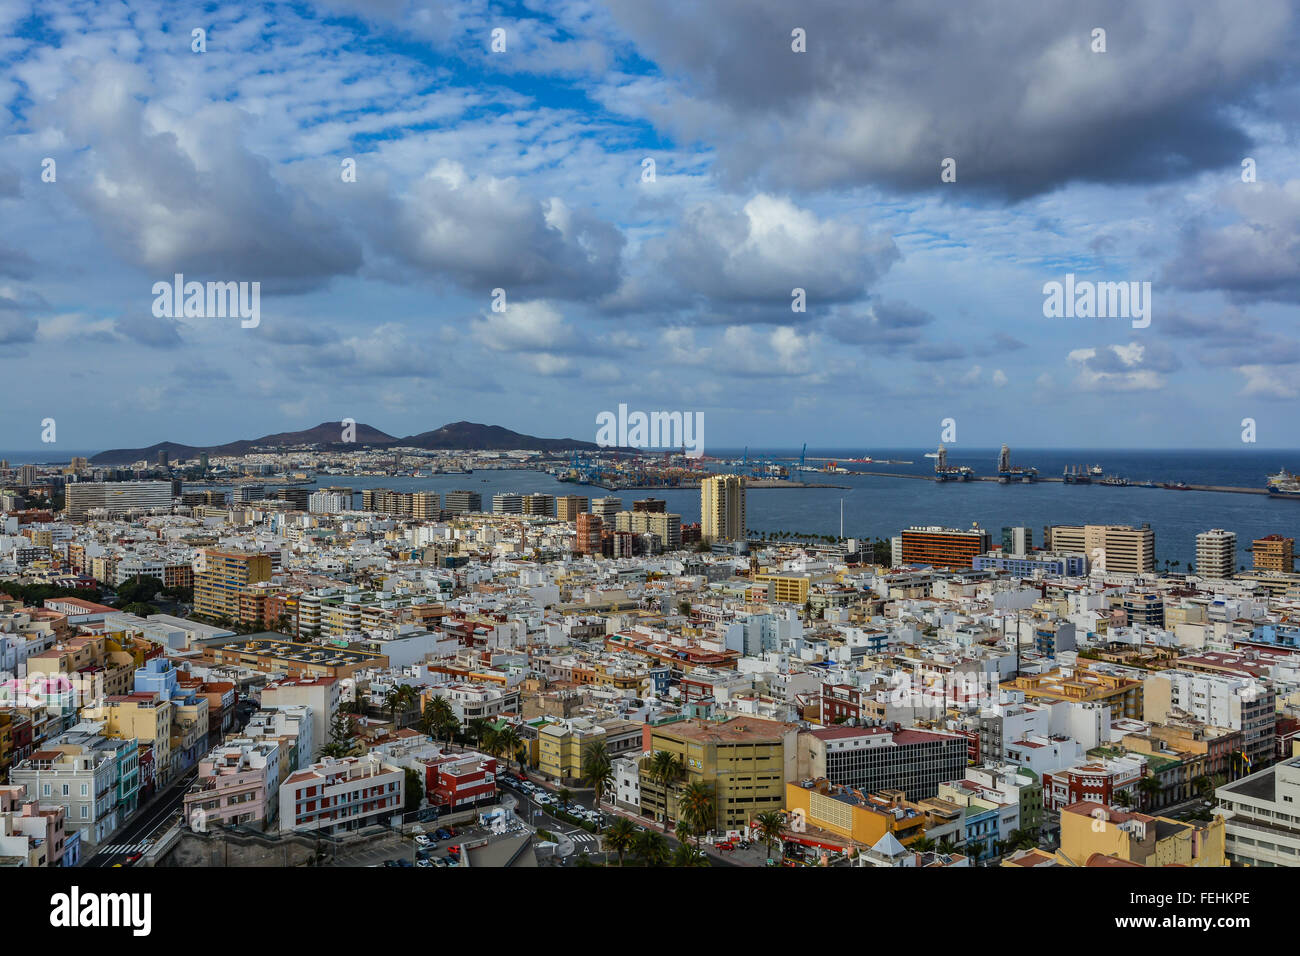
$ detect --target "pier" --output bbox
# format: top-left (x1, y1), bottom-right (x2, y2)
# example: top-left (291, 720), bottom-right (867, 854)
top-left (846, 471), bottom-right (1271, 495)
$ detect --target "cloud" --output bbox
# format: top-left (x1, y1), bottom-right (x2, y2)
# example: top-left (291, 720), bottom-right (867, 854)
top-left (602, 0), bottom-right (1294, 198)
top-left (1236, 364), bottom-right (1300, 399)
top-left (1067, 340), bottom-right (1179, 390)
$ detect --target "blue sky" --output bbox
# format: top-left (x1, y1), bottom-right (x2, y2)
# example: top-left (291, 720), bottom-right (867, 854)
top-left (1, 0), bottom-right (1299, 452)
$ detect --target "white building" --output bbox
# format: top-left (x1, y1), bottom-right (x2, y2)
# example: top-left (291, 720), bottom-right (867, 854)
top-left (278, 754), bottom-right (403, 835)
top-left (1196, 529), bottom-right (1237, 579)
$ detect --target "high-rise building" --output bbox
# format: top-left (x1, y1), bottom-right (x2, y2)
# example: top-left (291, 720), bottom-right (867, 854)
top-left (1253, 535), bottom-right (1295, 572)
top-left (591, 496), bottom-right (623, 518)
top-left (614, 511), bottom-right (682, 551)
top-left (195, 549), bottom-right (273, 621)
top-left (492, 493), bottom-right (523, 515)
top-left (1196, 528), bottom-right (1237, 578)
top-left (308, 490), bottom-right (350, 514)
top-left (18, 465), bottom-right (38, 486)
top-left (556, 495), bottom-right (589, 522)
top-left (575, 513), bottom-right (603, 554)
top-left (899, 525), bottom-right (991, 569)
top-left (65, 481), bottom-right (173, 520)
top-left (411, 491), bottom-right (439, 519)
top-left (522, 493), bottom-right (555, 517)
top-left (1045, 524), bottom-right (1155, 575)
top-left (1001, 526), bottom-right (1032, 557)
top-left (633, 498), bottom-right (666, 513)
top-left (156, 450), bottom-right (169, 467)
top-left (700, 475), bottom-right (746, 544)
top-left (443, 490), bottom-right (482, 514)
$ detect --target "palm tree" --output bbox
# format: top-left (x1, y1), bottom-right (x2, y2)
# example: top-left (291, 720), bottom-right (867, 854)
top-left (604, 817), bottom-right (636, 867)
top-left (671, 842), bottom-right (709, 867)
top-left (466, 717), bottom-right (490, 749)
top-left (582, 741), bottom-right (614, 807)
top-left (1137, 775), bottom-right (1162, 811)
top-left (754, 810), bottom-right (785, 861)
top-left (647, 750), bottom-right (684, 829)
top-left (677, 781), bottom-right (715, 851)
top-left (937, 838), bottom-right (959, 856)
top-left (494, 725), bottom-right (523, 773)
top-left (910, 835), bottom-right (936, 853)
top-left (558, 787), bottom-right (573, 807)
top-left (423, 695), bottom-right (456, 744)
top-left (634, 829), bottom-right (670, 867)
top-left (1115, 788), bottom-right (1133, 808)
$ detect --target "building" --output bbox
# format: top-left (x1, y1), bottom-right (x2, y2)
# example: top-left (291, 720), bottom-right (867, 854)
top-left (10, 732), bottom-right (139, 848)
top-left (65, 481), bottom-right (173, 520)
top-left (1045, 524), bottom-right (1155, 575)
top-left (797, 726), bottom-right (968, 800)
top-left (555, 496), bottom-right (589, 522)
top-left (183, 741), bottom-right (281, 830)
top-left (1144, 670), bottom-right (1276, 773)
top-left (492, 493), bottom-right (523, 515)
top-left (613, 510), bottom-right (682, 551)
top-left (974, 552), bottom-right (1087, 576)
top-left (278, 754), bottom-right (403, 835)
top-left (1001, 526), bottom-right (1032, 556)
top-left (443, 490), bottom-right (482, 514)
top-left (785, 779), bottom-right (927, 851)
top-left (1253, 534), bottom-right (1294, 573)
top-left (425, 751), bottom-right (497, 812)
top-left (307, 490), bottom-right (350, 514)
top-left (591, 497), bottom-right (623, 518)
top-left (521, 494), bottom-right (555, 517)
top-left (754, 574), bottom-right (811, 605)
top-left (1042, 755), bottom-right (1145, 812)
top-left (1196, 528), bottom-right (1236, 578)
top-left (537, 718), bottom-right (607, 783)
top-left (638, 716), bottom-right (797, 831)
top-left (195, 550), bottom-right (273, 622)
top-left (261, 677), bottom-right (339, 762)
top-left (899, 525), bottom-right (991, 570)
top-left (1214, 754), bottom-right (1300, 867)
top-left (1058, 801), bottom-right (1225, 867)
top-left (700, 475), bottom-right (746, 544)
top-left (633, 498), bottom-right (666, 513)
top-left (575, 513), bottom-right (602, 555)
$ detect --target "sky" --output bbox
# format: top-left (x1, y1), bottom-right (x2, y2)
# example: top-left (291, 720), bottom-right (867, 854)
top-left (1, 0), bottom-right (1299, 453)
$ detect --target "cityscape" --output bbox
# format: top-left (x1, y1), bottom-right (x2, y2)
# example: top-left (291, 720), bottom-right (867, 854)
top-left (1, 0), bottom-right (1297, 938)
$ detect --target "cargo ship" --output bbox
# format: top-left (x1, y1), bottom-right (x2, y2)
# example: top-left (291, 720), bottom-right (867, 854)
top-left (1267, 469), bottom-right (1300, 499)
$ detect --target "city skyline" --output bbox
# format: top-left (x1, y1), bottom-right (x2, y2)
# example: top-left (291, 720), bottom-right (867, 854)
top-left (1, 1), bottom-right (1298, 450)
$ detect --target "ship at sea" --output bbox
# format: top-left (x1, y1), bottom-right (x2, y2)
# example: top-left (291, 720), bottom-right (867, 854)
top-left (1267, 469), bottom-right (1300, 499)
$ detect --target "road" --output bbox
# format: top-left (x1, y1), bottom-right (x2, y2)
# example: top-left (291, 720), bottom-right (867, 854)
top-left (84, 767), bottom-right (198, 867)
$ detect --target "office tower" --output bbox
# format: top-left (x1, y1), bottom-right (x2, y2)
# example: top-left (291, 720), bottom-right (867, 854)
top-left (199, 452), bottom-right (209, 470)
top-left (19, 465), bottom-right (37, 486)
top-left (700, 475), bottom-right (746, 544)
top-left (1253, 535), bottom-right (1295, 572)
top-left (1001, 526), bottom-right (1032, 557)
top-left (492, 493), bottom-right (523, 514)
top-left (556, 495), bottom-right (589, 522)
top-left (591, 496), bottom-right (623, 518)
top-left (65, 480), bottom-right (173, 519)
top-left (522, 493), bottom-right (556, 517)
top-left (195, 549), bottom-right (273, 621)
top-left (899, 525), bottom-right (992, 569)
top-left (157, 450), bottom-right (169, 467)
top-left (68, 456), bottom-right (88, 474)
top-left (1196, 528), bottom-right (1237, 578)
top-left (273, 488), bottom-right (312, 510)
top-left (233, 485), bottom-right (266, 503)
top-left (633, 498), bottom-right (666, 513)
top-left (444, 490), bottom-right (482, 514)
top-left (1045, 524), bottom-right (1155, 574)
top-left (575, 513), bottom-right (602, 554)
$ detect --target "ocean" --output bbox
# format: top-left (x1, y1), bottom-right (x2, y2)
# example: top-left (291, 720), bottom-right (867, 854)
top-left (6, 447), bottom-right (1297, 568)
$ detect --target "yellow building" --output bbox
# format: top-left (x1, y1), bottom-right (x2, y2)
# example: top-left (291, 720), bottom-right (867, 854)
top-left (1003, 664), bottom-right (1144, 720)
top-left (640, 716), bottom-right (797, 831)
top-left (1058, 801), bottom-right (1225, 867)
top-left (85, 694), bottom-right (175, 785)
top-left (754, 574), bottom-right (810, 605)
top-left (785, 780), bottom-right (926, 849)
top-left (700, 475), bottom-right (746, 544)
top-left (1253, 535), bottom-right (1295, 572)
top-left (195, 550), bottom-right (272, 621)
top-left (537, 718), bottom-right (606, 783)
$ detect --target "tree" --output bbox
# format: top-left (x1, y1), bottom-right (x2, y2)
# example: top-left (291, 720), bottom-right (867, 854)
top-left (937, 838), bottom-right (958, 856)
top-left (122, 602), bottom-right (158, 617)
top-left (321, 710), bottom-right (358, 758)
top-left (581, 740), bottom-right (613, 806)
top-left (466, 717), bottom-right (490, 749)
top-left (910, 835), bottom-right (936, 853)
top-left (558, 787), bottom-right (573, 806)
top-left (677, 781), bottom-right (715, 851)
top-left (647, 750), bottom-right (684, 829)
top-left (404, 767), bottom-right (424, 813)
top-left (755, 810), bottom-right (785, 861)
top-left (604, 817), bottom-right (636, 867)
top-left (494, 725), bottom-right (523, 772)
top-left (1115, 789), bottom-right (1133, 808)
top-left (671, 842), bottom-right (709, 867)
top-left (1137, 775), bottom-right (1162, 810)
top-left (677, 600), bottom-right (691, 616)
top-left (634, 829), bottom-right (670, 867)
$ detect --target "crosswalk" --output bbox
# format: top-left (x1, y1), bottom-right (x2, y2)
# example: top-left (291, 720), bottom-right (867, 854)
top-left (99, 841), bottom-right (151, 856)
top-left (569, 831), bottom-right (599, 847)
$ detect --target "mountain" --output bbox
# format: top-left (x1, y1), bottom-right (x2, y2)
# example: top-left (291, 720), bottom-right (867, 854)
top-left (89, 421), bottom-right (598, 464)
top-left (397, 421), bottom-right (599, 452)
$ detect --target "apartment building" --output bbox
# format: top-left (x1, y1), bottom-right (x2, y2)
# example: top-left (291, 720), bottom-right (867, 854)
top-left (443, 490), bottom-right (482, 514)
top-left (1253, 534), bottom-right (1294, 572)
top-left (492, 494), bottom-right (524, 515)
top-left (261, 677), bottom-right (339, 762)
top-left (195, 549), bottom-right (272, 622)
top-left (555, 496), bottom-right (589, 522)
top-left (613, 510), bottom-right (682, 550)
top-left (279, 755), bottom-right (404, 835)
top-left (0, 785), bottom-right (68, 867)
top-left (700, 475), bottom-right (746, 544)
top-left (1045, 524), bottom-right (1155, 575)
top-left (183, 740), bottom-right (282, 831)
top-left (522, 494), bottom-right (556, 517)
top-left (591, 497), bottom-right (623, 518)
top-left (1196, 528), bottom-right (1237, 578)
top-left (424, 751), bottom-right (497, 812)
top-left (65, 481), bottom-right (173, 520)
top-left (1042, 755), bottom-right (1145, 812)
top-left (785, 779), bottom-right (928, 850)
top-left (10, 731), bottom-right (138, 847)
top-left (1144, 670), bottom-right (1276, 772)
top-left (575, 513), bottom-right (602, 554)
top-left (1059, 801), bottom-right (1225, 867)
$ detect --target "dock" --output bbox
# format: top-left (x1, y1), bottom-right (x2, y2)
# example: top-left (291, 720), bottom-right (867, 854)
top-left (845, 471), bottom-right (1271, 495)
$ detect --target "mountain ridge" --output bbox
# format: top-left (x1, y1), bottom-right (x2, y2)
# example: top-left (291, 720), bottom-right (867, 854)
top-left (88, 420), bottom-right (602, 464)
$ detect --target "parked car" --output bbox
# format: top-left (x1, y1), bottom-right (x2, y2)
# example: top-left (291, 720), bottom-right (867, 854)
top-left (716, 841), bottom-right (735, 851)
top-left (415, 859), bottom-right (434, 868)
top-left (414, 834), bottom-right (433, 846)
top-left (434, 828), bottom-right (452, 840)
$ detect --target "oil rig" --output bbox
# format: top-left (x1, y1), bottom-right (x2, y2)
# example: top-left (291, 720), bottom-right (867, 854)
top-left (997, 444), bottom-right (1038, 483)
top-left (930, 445), bottom-right (974, 481)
